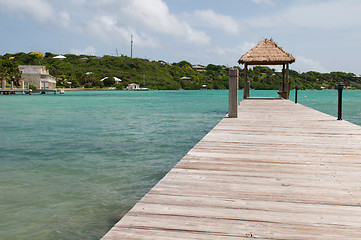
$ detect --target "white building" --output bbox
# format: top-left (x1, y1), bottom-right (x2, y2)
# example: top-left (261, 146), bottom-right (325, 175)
top-left (126, 83), bottom-right (140, 90)
top-left (100, 77), bottom-right (122, 83)
top-left (18, 65), bottom-right (56, 89)
top-left (192, 65), bottom-right (206, 72)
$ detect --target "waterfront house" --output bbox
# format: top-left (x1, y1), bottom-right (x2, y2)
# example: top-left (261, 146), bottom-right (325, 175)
top-left (180, 76), bottom-right (192, 83)
top-left (126, 83), bottom-right (140, 90)
top-left (18, 65), bottom-right (56, 90)
top-left (192, 65), bottom-right (206, 72)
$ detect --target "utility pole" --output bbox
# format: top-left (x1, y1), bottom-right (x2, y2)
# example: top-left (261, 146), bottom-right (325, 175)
top-left (116, 48), bottom-right (118, 57)
top-left (131, 35), bottom-right (133, 58)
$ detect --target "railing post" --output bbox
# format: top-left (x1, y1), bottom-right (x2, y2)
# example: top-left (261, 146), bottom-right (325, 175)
top-left (337, 82), bottom-right (344, 120)
top-left (295, 85), bottom-right (298, 103)
top-left (247, 81), bottom-right (250, 98)
top-left (229, 68), bottom-right (239, 118)
top-left (243, 64), bottom-right (248, 99)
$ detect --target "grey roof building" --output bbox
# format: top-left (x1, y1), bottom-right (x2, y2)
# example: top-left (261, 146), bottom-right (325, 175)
top-left (18, 65), bottom-right (56, 90)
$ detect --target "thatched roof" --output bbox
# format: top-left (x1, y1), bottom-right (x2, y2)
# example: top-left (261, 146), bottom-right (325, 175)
top-left (238, 39), bottom-right (295, 65)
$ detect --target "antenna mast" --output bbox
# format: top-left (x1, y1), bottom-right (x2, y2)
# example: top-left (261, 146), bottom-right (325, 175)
top-left (131, 35), bottom-right (133, 58)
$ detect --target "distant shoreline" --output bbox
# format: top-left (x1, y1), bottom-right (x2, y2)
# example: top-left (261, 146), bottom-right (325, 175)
top-left (58, 88), bottom-right (358, 92)
top-left (61, 87), bottom-right (120, 91)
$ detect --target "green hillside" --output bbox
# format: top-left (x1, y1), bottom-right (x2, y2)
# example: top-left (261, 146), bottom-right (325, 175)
top-left (0, 52), bottom-right (360, 90)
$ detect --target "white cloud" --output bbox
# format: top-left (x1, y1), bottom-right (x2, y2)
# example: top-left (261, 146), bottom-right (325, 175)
top-left (69, 0), bottom-right (86, 5)
top-left (293, 56), bottom-right (327, 73)
top-left (0, 0), bottom-right (210, 47)
top-left (0, 0), bottom-right (54, 22)
top-left (201, 42), bottom-right (257, 67)
top-left (249, 0), bottom-right (361, 29)
top-left (252, 0), bottom-right (274, 5)
top-left (206, 42), bottom-right (254, 58)
top-left (239, 42), bottom-right (257, 54)
top-left (70, 46), bottom-right (97, 55)
top-left (59, 11), bottom-right (71, 27)
top-left (192, 9), bottom-right (243, 35)
top-left (85, 15), bottom-right (159, 48)
top-left (121, 0), bottom-right (210, 45)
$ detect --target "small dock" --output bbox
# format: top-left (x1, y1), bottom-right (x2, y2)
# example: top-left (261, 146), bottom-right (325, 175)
top-left (0, 89), bottom-right (59, 95)
top-left (0, 89), bottom-right (32, 95)
top-left (32, 89), bottom-right (58, 94)
top-left (103, 99), bottom-right (361, 239)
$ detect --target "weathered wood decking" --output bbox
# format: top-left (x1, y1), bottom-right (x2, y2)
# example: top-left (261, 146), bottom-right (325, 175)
top-left (103, 99), bottom-right (361, 239)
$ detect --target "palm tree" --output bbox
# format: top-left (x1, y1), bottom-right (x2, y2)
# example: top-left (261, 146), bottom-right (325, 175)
top-left (12, 70), bottom-right (21, 87)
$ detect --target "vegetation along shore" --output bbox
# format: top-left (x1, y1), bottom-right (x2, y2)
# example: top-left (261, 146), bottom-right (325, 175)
top-left (0, 52), bottom-right (360, 90)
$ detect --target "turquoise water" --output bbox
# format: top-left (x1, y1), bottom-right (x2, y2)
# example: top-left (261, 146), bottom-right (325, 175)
top-left (250, 90), bottom-right (361, 126)
top-left (291, 90), bottom-right (361, 125)
top-left (0, 90), bottom-right (228, 240)
top-left (0, 90), bottom-right (360, 240)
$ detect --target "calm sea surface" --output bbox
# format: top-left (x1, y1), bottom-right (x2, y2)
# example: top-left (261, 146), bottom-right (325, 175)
top-left (1, 90), bottom-right (360, 240)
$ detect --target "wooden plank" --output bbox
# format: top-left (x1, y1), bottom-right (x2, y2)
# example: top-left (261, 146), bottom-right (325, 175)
top-left (103, 227), bottom-right (251, 240)
top-left (102, 99), bottom-right (361, 239)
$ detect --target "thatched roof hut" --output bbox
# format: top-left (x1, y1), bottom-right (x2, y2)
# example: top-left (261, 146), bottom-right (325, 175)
top-left (238, 38), bottom-right (295, 65)
top-left (238, 38), bottom-right (295, 99)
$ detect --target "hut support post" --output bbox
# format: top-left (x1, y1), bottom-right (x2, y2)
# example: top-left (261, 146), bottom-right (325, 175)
top-left (243, 64), bottom-right (248, 99)
top-left (247, 81), bottom-right (250, 98)
top-left (228, 68), bottom-right (239, 118)
top-left (285, 63), bottom-right (290, 99)
top-left (279, 64), bottom-right (286, 98)
top-left (2, 80), bottom-right (5, 89)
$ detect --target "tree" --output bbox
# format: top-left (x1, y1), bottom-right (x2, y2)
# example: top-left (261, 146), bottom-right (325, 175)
top-left (29, 52), bottom-right (44, 65)
top-left (0, 59), bottom-right (20, 86)
top-left (103, 77), bottom-right (115, 87)
top-left (0, 52), bottom-right (358, 90)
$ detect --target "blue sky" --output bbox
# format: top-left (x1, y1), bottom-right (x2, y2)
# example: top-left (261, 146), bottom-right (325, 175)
top-left (0, 0), bottom-right (360, 74)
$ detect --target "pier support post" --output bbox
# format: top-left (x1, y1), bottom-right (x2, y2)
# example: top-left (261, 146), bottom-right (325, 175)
top-left (285, 63), bottom-right (290, 99)
top-left (27, 83), bottom-right (31, 95)
top-left (243, 64), bottom-right (248, 99)
top-left (281, 64), bottom-right (285, 98)
top-left (229, 68), bottom-right (239, 118)
top-left (247, 81), bottom-right (250, 98)
top-left (337, 82), bottom-right (344, 120)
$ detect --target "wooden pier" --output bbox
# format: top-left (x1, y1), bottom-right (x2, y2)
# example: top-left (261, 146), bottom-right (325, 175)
top-left (0, 89), bottom-right (32, 95)
top-left (0, 89), bottom-right (59, 95)
top-left (102, 98), bottom-right (361, 239)
top-left (32, 89), bottom-right (58, 94)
